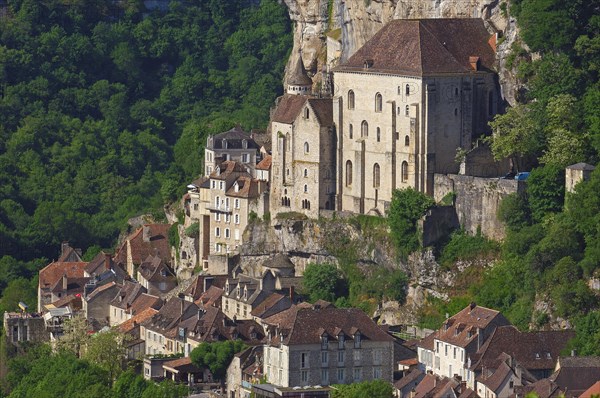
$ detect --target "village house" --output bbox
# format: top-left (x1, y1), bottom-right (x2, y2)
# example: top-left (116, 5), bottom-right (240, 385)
top-left (332, 19), bottom-right (499, 214)
top-left (109, 280), bottom-right (162, 326)
top-left (118, 306), bottom-right (159, 360)
top-left (83, 281), bottom-right (121, 329)
top-left (114, 223), bottom-right (171, 277)
top-left (203, 125), bottom-right (261, 177)
top-left (37, 243), bottom-right (89, 312)
top-left (137, 254), bottom-right (177, 297)
top-left (226, 345), bottom-right (264, 398)
top-left (3, 311), bottom-right (49, 346)
top-left (261, 304), bottom-right (395, 388)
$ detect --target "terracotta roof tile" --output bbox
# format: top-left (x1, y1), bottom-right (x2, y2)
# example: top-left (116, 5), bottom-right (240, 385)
top-left (130, 293), bottom-right (162, 316)
top-left (114, 224), bottom-right (171, 267)
top-left (118, 307), bottom-right (159, 334)
top-left (256, 155), bottom-right (272, 170)
top-left (579, 380), bottom-right (600, 398)
top-left (39, 261), bottom-right (88, 289)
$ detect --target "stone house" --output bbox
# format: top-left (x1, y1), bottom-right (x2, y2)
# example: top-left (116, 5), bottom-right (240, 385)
top-left (117, 306), bottom-right (159, 360)
top-left (109, 281), bottom-right (162, 326)
top-left (269, 93), bottom-right (335, 219)
top-left (204, 125), bottom-right (261, 177)
top-left (137, 255), bottom-right (177, 297)
top-left (3, 312), bottom-right (49, 346)
top-left (255, 154), bottom-right (272, 183)
top-left (83, 281), bottom-right (121, 329)
top-left (38, 245), bottom-right (89, 312)
top-left (417, 303), bottom-right (511, 384)
top-left (114, 223), bottom-right (171, 277)
top-left (565, 163), bottom-right (595, 193)
top-left (262, 304), bottom-right (395, 388)
top-left (332, 18), bottom-right (499, 214)
top-left (141, 296), bottom-right (198, 356)
top-left (226, 345), bottom-right (264, 398)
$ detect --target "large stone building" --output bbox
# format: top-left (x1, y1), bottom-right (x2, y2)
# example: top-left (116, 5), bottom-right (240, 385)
top-left (204, 125), bottom-right (261, 177)
top-left (332, 18), bottom-right (499, 213)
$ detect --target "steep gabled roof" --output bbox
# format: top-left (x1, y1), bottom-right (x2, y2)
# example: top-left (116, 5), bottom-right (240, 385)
top-left (114, 224), bottom-right (171, 267)
top-left (39, 261), bottom-right (88, 290)
top-left (207, 125), bottom-right (260, 150)
top-left (256, 155), bottom-right (272, 171)
top-left (288, 53), bottom-right (313, 86)
top-left (271, 95), bottom-right (309, 124)
top-left (336, 19), bottom-right (496, 76)
top-left (307, 98), bottom-right (333, 127)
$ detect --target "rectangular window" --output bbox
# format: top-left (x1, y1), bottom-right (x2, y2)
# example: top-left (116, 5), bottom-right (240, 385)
top-left (219, 181), bottom-right (224, 190)
top-left (337, 368), bottom-right (345, 382)
top-left (301, 370), bottom-right (308, 382)
top-left (353, 350), bottom-right (361, 362)
top-left (216, 212), bottom-right (221, 221)
top-left (225, 197), bottom-right (230, 208)
top-left (338, 351), bottom-right (345, 366)
top-left (279, 351), bottom-right (282, 367)
top-left (225, 229), bottom-right (230, 238)
top-left (321, 336), bottom-right (328, 350)
top-left (354, 368), bottom-right (362, 381)
top-left (338, 335), bottom-right (345, 349)
top-left (215, 227), bottom-right (220, 237)
top-left (235, 214), bottom-right (240, 224)
top-left (321, 351), bottom-right (328, 366)
top-left (373, 367), bottom-right (382, 379)
top-left (454, 347), bottom-right (457, 359)
top-left (354, 333), bottom-right (361, 348)
top-left (242, 153), bottom-right (249, 163)
top-left (321, 369), bottom-right (329, 384)
top-left (445, 344), bottom-right (448, 356)
top-left (301, 352), bottom-right (308, 368)
top-left (373, 349), bottom-right (382, 365)
top-left (212, 180), bottom-right (216, 189)
top-left (235, 199), bottom-right (240, 209)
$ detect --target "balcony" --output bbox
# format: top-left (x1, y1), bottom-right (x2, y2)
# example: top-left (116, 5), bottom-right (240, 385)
top-left (206, 205), bottom-right (232, 213)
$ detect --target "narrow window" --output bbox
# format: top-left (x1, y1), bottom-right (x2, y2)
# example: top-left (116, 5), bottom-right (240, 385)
top-left (402, 161), bottom-right (409, 182)
top-left (304, 169), bottom-right (308, 178)
top-left (304, 107), bottom-right (309, 118)
top-left (349, 124), bottom-right (353, 139)
top-left (373, 164), bottom-right (380, 188)
top-left (405, 135), bottom-right (410, 146)
top-left (304, 142), bottom-right (309, 153)
top-left (345, 160), bottom-right (353, 186)
top-left (304, 184), bottom-right (308, 193)
top-left (405, 105), bottom-right (410, 116)
top-left (348, 90), bottom-right (355, 110)
top-left (375, 93), bottom-right (382, 112)
top-left (376, 127), bottom-right (381, 142)
top-left (361, 120), bottom-right (368, 137)
top-left (405, 84), bottom-right (410, 96)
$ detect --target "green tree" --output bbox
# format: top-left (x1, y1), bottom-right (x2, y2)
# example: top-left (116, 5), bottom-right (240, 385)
top-left (302, 263), bottom-right (348, 303)
top-left (190, 341), bottom-right (246, 389)
top-left (387, 188), bottom-right (435, 258)
top-left (330, 380), bottom-right (394, 398)
top-left (83, 329), bottom-right (130, 386)
top-left (527, 165), bottom-right (565, 222)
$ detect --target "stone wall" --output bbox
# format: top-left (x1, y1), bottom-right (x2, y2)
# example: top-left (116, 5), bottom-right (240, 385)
top-left (433, 174), bottom-right (525, 241)
top-left (420, 206), bottom-right (460, 247)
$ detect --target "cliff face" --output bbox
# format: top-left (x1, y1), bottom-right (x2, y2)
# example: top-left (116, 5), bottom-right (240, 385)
top-left (283, 0), bottom-right (521, 104)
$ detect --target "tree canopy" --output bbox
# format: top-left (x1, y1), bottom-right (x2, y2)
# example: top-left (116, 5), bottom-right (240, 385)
top-left (190, 340), bottom-right (246, 383)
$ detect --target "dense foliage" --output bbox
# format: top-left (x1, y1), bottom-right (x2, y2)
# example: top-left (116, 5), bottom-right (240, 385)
top-left (190, 340), bottom-right (246, 383)
top-left (388, 188), bottom-right (435, 258)
top-left (301, 262), bottom-right (348, 303)
top-left (0, 0), bottom-right (291, 309)
top-left (2, 344), bottom-right (187, 398)
top-left (330, 380), bottom-right (394, 398)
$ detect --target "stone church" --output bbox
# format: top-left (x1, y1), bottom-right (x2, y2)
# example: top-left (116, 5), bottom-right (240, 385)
top-left (270, 18), bottom-right (499, 217)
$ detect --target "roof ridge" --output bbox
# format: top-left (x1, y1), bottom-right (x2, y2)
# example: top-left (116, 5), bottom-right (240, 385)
top-left (418, 20), bottom-right (464, 74)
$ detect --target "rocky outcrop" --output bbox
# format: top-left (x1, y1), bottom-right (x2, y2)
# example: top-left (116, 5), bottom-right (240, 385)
top-left (283, 0), bottom-right (522, 104)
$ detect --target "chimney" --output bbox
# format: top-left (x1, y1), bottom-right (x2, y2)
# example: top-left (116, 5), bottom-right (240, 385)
top-left (62, 274), bottom-right (67, 291)
top-left (289, 285), bottom-right (295, 302)
top-left (104, 253), bottom-right (111, 271)
top-left (143, 225), bottom-right (151, 242)
top-left (571, 350), bottom-right (576, 357)
top-left (469, 56), bottom-right (480, 71)
top-left (61, 242), bottom-right (69, 257)
top-left (469, 302), bottom-right (476, 312)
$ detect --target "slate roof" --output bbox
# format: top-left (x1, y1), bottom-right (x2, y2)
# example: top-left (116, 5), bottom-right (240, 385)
top-left (143, 297), bottom-right (198, 335)
top-left (308, 98), bottom-right (333, 127)
top-left (477, 360), bottom-right (514, 392)
top-left (111, 281), bottom-right (145, 310)
top-left (271, 95), bottom-right (309, 124)
top-left (250, 292), bottom-right (291, 318)
top-left (138, 255), bottom-right (175, 284)
top-left (268, 306), bottom-right (393, 346)
top-left (185, 306), bottom-right (265, 345)
top-left (470, 326), bottom-right (574, 372)
top-left (86, 281), bottom-right (120, 301)
top-left (551, 357), bottom-right (600, 396)
top-left (129, 293), bottom-right (162, 316)
top-left (207, 125), bottom-right (260, 150)
top-left (288, 54), bottom-right (313, 86)
top-left (336, 18), bottom-right (496, 76)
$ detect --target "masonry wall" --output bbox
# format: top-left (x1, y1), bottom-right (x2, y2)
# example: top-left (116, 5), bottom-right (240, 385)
top-left (433, 174), bottom-right (525, 241)
top-left (3, 313), bottom-right (49, 345)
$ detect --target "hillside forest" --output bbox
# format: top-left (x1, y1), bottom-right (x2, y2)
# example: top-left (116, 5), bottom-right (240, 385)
top-left (0, 0), bottom-right (600, 393)
top-left (0, 0), bottom-right (292, 313)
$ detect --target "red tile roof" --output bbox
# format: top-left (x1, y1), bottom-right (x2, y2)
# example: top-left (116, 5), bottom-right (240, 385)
top-left (256, 155), bottom-right (272, 170)
top-left (39, 261), bottom-right (88, 289)
top-left (579, 380), bottom-right (600, 398)
top-left (130, 293), bottom-right (162, 316)
top-left (118, 307), bottom-right (159, 334)
top-left (114, 224), bottom-right (171, 267)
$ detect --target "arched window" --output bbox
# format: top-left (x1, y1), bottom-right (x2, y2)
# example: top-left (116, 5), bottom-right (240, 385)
top-left (405, 84), bottom-right (410, 96)
top-left (401, 161), bottom-right (409, 182)
top-left (405, 135), bottom-right (410, 146)
top-left (361, 120), bottom-right (368, 137)
top-left (345, 160), bottom-right (353, 186)
top-left (304, 169), bottom-right (308, 178)
top-left (304, 107), bottom-right (309, 118)
top-left (304, 142), bottom-right (309, 153)
top-left (405, 105), bottom-right (409, 117)
top-left (304, 184), bottom-right (308, 193)
top-left (373, 163), bottom-right (380, 188)
top-left (348, 90), bottom-right (355, 110)
top-left (376, 127), bottom-right (381, 142)
top-left (375, 93), bottom-right (382, 112)
top-left (349, 124), bottom-right (353, 139)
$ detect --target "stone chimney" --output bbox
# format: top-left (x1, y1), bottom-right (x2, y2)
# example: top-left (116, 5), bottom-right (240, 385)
top-left (62, 274), bottom-right (67, 291)
top-left (61, 242), bottom-right (70, 257)
top-left (143, 225), bottom-right (151, 242)
top-left (104, 253), bottom-right (111, 271)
